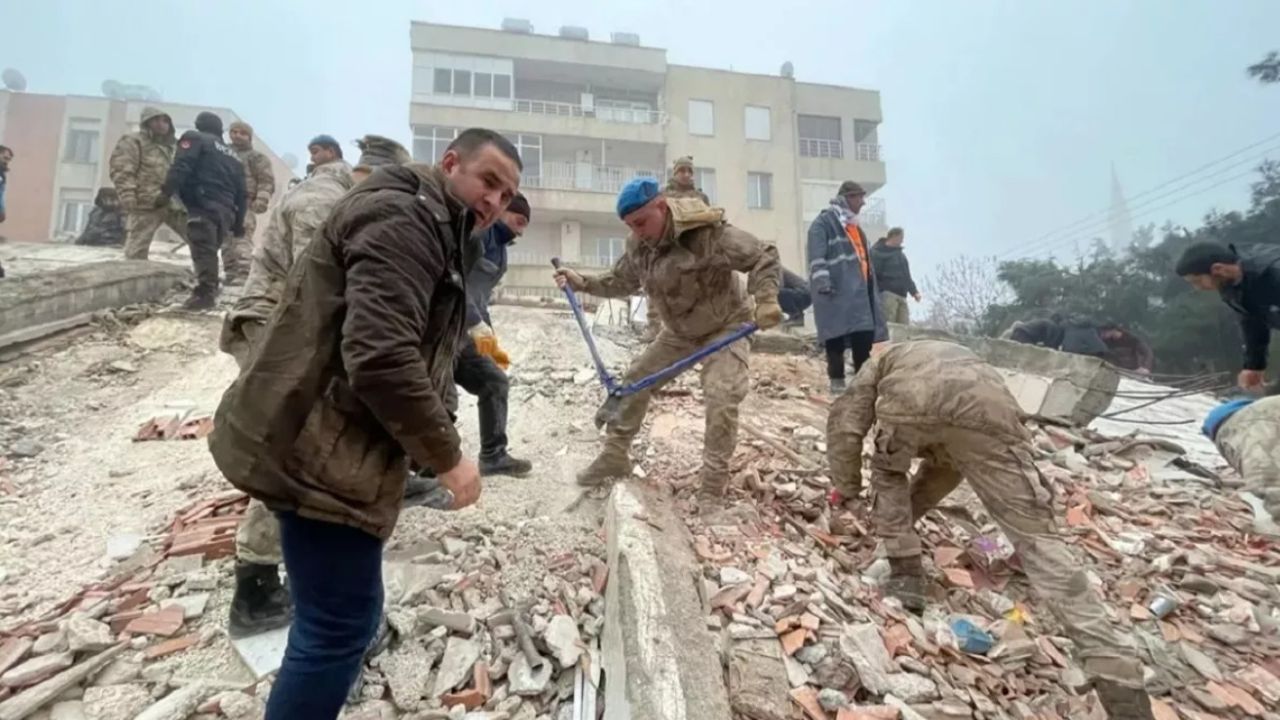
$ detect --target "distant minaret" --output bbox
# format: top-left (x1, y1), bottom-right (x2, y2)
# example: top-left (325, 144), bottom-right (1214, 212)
top-left (1109, 164), bottom-right (1133, 254)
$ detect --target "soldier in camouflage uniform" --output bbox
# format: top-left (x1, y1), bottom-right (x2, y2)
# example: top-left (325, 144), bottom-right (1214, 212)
top-left (218, 149), bottom-right (352, 638)
top-left (640, 156), bottom-right (712, 341)
top-left (555, 177), bottom-right (783, 497)
top-left (351, 134), bottom-right (411, 184)
top-left (108, 106), bottom-right (187, 259)
top-left (1206, 397), bottom-right (1280, 527)
top-left (827, 340), bottom-right (1154, 719)
top-left (227, 121), bottom-right (276, 284)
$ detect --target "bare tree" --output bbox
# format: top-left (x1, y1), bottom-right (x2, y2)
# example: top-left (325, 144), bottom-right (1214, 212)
top-left (920, 255), bottom-right (1011, 333)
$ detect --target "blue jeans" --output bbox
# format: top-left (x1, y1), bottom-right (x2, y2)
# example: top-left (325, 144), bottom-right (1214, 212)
top-left (265, 512), bottom-right (383, 720)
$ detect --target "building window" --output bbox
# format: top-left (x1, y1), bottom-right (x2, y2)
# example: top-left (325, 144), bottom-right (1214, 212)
top-left (64, 128), bottom-right (100, 164)
top-left (503, 133), bottom-right (542, 180)
top-left (475, 72), bottom-right (492, 97)
top-left (744, 106), bottom-right (771, 141)
top-left (688, 99), bottom-right (714, 136)
top-left (494, 74), bottom-right (512, 99)
top-left (452, 69), bottom-right (472, 96)
top-left (588, 237), bottom-right (627, 267)
top-left (747, 172), bottom-right (773, 209)
top-left (798, 114), bottom-right (842, 158)
top-left (433, 68), bottom-right (452, 95)
top-left (412, 126), bottom-right (458, 162)
top-left (58, 195), bottom-right (93, 235)
top-left (694, 167), bottom-right (717, 204)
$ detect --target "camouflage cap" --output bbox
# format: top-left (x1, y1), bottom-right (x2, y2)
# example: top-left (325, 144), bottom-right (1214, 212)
top-left (355, 135), bottom-right (412, 170)
top-left (673, 155), bottom-right (694, 170)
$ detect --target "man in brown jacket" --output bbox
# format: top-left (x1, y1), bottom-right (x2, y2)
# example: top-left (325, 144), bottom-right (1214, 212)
top-left (208, 128), bottom-right (521, 719)
top-left (826, 341), bottom-right (1154, 720)
top-left (555, 177), bottom-right (782, 498)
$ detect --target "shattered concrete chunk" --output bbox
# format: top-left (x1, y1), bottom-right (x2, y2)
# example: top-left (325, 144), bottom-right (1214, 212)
top-left (65, 615), bottom-right (114, 653)
top-left (420, 607), bottom-right (477, 636)
top-left (1, 650), bottom-right (74, 687)
top-left (83, 683), bottom-right (151, 720)
top-left (543, 615), bottom-right (583, 669)
top-left (506, 655), bottom-right (551, 697)
top-left (383, 643), bottom-right (433, 711)
top-left (32, 630), bottom-right (68, 655)
top-left (433, 638), bottom-right (481, 697)
top-left (728, 639), bottom-right (791, 720)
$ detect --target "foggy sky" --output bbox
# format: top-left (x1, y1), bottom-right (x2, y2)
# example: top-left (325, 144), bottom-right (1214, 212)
top-left (5, 0), bottom-right (1280, 280)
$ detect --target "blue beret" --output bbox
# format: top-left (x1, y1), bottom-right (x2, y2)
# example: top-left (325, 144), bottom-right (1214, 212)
top-left (1202, 397), bottom-right (1254, 439)
top-left (616, 177), bottom-right (660, 218)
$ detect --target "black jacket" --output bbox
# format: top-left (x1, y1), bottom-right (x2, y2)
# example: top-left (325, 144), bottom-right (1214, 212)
top-left (163, 130), bottom-right (247, 231)
top-left (870, 239), bottom-right (918, 297)
top-left (1220, 244), bottom-right (1280, 370)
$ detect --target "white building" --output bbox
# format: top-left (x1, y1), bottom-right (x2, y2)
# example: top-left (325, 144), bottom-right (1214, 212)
top-left (409, 19), bottom-right (887, 295)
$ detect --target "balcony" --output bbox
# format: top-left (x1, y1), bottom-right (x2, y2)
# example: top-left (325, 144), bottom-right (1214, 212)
top-left (511, 98), bottom-right (665, 126)
top-left (855, 143), bottom-right (882, 162)
top-left (799, 138), bottom-right (843, 158)
top-left (409, 101), bottom-right (665, 145)
top-left (524, 161), bottom-right (663, 195)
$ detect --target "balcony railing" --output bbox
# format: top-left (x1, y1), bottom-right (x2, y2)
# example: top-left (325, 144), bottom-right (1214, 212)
top-left (799, 138), bottom-right (843, 158)
top-left (508, 250), bottom-right (620, 269)
top-left (511, 98), bottom-right (665, 125)
top-left (861, 198), bottom-right (887, 228)
top-left (855, 143), bottom-right (882, 162)
top-left (522, 161), bottom-right (663, 195)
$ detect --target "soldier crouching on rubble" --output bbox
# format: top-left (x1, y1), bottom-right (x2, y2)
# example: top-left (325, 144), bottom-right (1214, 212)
top-left (209, 128), bottom-right (521, 719)
top-left (1204, 396), bottom-right (1280, 529)
top-left (826, 340), bottom-right (1155, 719)
top-left (554, 176), bottom-right (783, 499)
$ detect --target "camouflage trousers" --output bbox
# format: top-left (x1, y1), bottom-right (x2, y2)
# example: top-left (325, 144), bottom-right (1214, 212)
top-left (123, 207), bottom-right (187, 260)
top-left (1215, 399), bottom-right (1280, 523)
top-left (870, 422), bottom-right (1144, 687)
top-left (601, 327), bottom-right (749, 489)
top-left (880, 292), bottom-right (909, 325)
top-left (219, 212), bottom-right (253, 284)
top-left (226, 320), bottom-right (282, 565)
top-left (642, 298), bottom-right (664, 341)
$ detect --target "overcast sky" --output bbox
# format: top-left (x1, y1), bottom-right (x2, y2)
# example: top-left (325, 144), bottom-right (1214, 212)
top-left (5, 0), bottom-right (1280, 279)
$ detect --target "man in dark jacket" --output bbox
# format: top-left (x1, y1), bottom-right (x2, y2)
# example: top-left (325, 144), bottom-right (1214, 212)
top-left (779, 268), bottom-right (812, 327)
top-left (459, 192), bottom-right (533, 477)
top-left (1177, 242), bottom-right (1280, 390)
top-left (808, 181), bottom-right (888, 394)
top-left (207, 127), bottom-right (521, 719)
top-left (870, 227), bottom-right (921, 325)
top-left (74, 188), bottom-right (126, 247)
top-left (161, 111), bottom-right (247, 310)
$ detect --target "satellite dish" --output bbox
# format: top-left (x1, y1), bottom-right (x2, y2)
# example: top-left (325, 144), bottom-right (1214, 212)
top-left (2, 68), bottom-right (27, 92)
top-left (102, 79), bottom-right (122, 99)
top-left (281, 153), bottom-right (299, 170)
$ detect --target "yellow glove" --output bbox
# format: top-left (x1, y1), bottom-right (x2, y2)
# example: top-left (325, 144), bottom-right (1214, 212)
top-left (754, 301), bottom-right (784, 330)
top-left (471, 326), bottom-right (511, 371)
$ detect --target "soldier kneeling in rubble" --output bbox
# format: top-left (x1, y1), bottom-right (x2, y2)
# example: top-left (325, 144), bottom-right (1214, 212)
top-left (826, 340), bottom-right (1155, 719)
top-left (1204, 396), bottom-right (1280, 529)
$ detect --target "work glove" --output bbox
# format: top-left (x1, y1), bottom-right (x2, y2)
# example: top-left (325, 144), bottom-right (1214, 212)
top-left (754, 300), bottom-right (784, 330)
top-left (471, 324), bottom-right (511, 371)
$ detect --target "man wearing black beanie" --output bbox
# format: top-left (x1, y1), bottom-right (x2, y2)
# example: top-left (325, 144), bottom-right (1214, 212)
top-left (162, 111), bottom-right (248, 309)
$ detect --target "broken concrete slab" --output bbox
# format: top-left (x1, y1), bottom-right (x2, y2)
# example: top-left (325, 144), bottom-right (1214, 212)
top-left (133, 682), bottom-right (212, 720)
top-left (544, 615), bottom-right (583, 669)
top-left (433, 637), bottom-right (481, 697)
top-left (602, 484), bottom-right (732, 720)
top-left (382, 643), bottom-right (433, 712)
top-left (65, 615), bottom-right (114, 653)
top-left (230, 625), bottom-right (289, 680)
top-left (159, 593), bottom-right (210, 619)
top-left (0, 651), bottom-right (74, 688)
top-left (82, 683), bottom-right (151, 720)
top-left (728, 639), bottom-right (791, 720)
top-left (507, 654), bottom-right (552, 697)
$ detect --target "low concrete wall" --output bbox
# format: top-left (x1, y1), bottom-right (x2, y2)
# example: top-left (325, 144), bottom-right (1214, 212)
top-left (888, 324), bottom-right (1119, 425)
top-left (0, 260), bottom-right (188, 347)
top-left (602, 485), bottom-right (731, 720)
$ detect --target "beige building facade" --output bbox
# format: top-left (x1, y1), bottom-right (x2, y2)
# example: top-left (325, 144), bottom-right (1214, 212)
top-left (0, 90), bottom-right (293, 246)
top-left (408, 20), bottom-right (887, 296)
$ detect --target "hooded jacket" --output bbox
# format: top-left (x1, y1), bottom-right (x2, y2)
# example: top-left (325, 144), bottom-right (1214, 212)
top-left (870, 239), bottom-right (918, 298)
top-left (208, 163), bottom-right (473, 539)
top-left (107, 106), bottom-right (176, 211)
top-left (807, 201), bottom-right (888, 343)
top-left (465, 221), bottom-right (515, 329)
top-left (74, 188), bottom-right (125, 247)
top-left (1219, 244), bottom-right (1280, 371)
top-left (229, 122), bottom-right (276, 214)
top-left (582, 197), bottom-right (780, 340)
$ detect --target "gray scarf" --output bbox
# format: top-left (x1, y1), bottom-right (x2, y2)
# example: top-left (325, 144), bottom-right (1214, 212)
top-left (829, 195), bottom-right (859, 227)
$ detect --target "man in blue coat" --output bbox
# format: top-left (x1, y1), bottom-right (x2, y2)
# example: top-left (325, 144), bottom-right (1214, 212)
top-left (807, 181), bottom-right (888, 394)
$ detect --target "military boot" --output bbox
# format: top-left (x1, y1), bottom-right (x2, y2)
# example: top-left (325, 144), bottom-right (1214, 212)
top-left (480, 451), bottom-right (534, 478)
top-left (228, 562), bottom-right (292, 638)
top-left (182, 285), bottom-right (219, 311)
top-left (576, 447), bottom-right (632, 487)
top-left (1093, 680), bottom-right (1155, 720)
top-left (884, 555), bottom-right (928, 614)
top-left (695, 470), bottom-right (730, 510)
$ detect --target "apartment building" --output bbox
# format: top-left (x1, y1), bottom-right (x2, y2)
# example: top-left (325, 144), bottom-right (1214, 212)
top-left (408, 19), bottom-right (887, 296)
top-left (0, 89), bottom-right (293, 245)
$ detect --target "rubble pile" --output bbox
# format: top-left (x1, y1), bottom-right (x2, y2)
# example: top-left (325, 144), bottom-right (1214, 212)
top-left (661, 386), bottom-right (1280, 719)
top-left (0, 493), bottom-right (248, 719)
top-left (340, 524), bottom-right (608, 720)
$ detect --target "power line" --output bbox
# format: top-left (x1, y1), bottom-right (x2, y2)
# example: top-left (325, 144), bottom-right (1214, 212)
top-left (989, 129), bottom-right (1280, 259)
top-left (1011, 165), bottom-right (1269, 262)
top-left (1001, 143), bottom-right (1280, 260)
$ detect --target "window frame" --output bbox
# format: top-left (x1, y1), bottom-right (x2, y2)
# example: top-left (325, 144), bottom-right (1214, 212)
top-left (747, 172), bottom-right (773, 210)
top-left (744, 105), bottom-right (771, 142)
top-left (688, 99), bottom-right (715, 136)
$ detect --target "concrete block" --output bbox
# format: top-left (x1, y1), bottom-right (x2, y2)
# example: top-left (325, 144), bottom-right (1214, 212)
top-left (602, 484), bottom-right (732, 720)
top-left (888, 324), bottom-right (1118, 425)
top-left (0, 260), bottom-right (188, 349)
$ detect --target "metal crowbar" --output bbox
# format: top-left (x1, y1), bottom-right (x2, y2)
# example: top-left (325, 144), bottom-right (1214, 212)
top-left (551, 257), bottom-right (758, 427)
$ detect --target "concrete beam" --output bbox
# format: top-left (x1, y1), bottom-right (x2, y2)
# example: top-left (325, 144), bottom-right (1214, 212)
top-left (602, 484), bottom-right (732, 720)
top-left (0, 260), bottom-right (188, 348)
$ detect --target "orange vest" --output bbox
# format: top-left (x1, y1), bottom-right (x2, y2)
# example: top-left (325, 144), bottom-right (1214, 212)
top-left (843, 224), bottom-right (869, 281)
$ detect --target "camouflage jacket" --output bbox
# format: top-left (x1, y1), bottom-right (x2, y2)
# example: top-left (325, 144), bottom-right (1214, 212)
top-left (1214, 397), bottom-right (1280, 495)
top-left (235, 146), bottom-right (276, 213)
top-left (221, 160), bottom-right (353, 354)
top-left (107, 108), bottom-right (176, 211)
top-left (827, 341), bottom-right (1029, 485)
top-left (664, 179), bottom-right (709, 204)
top-left (582, 197), bottom-right (779, 340)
